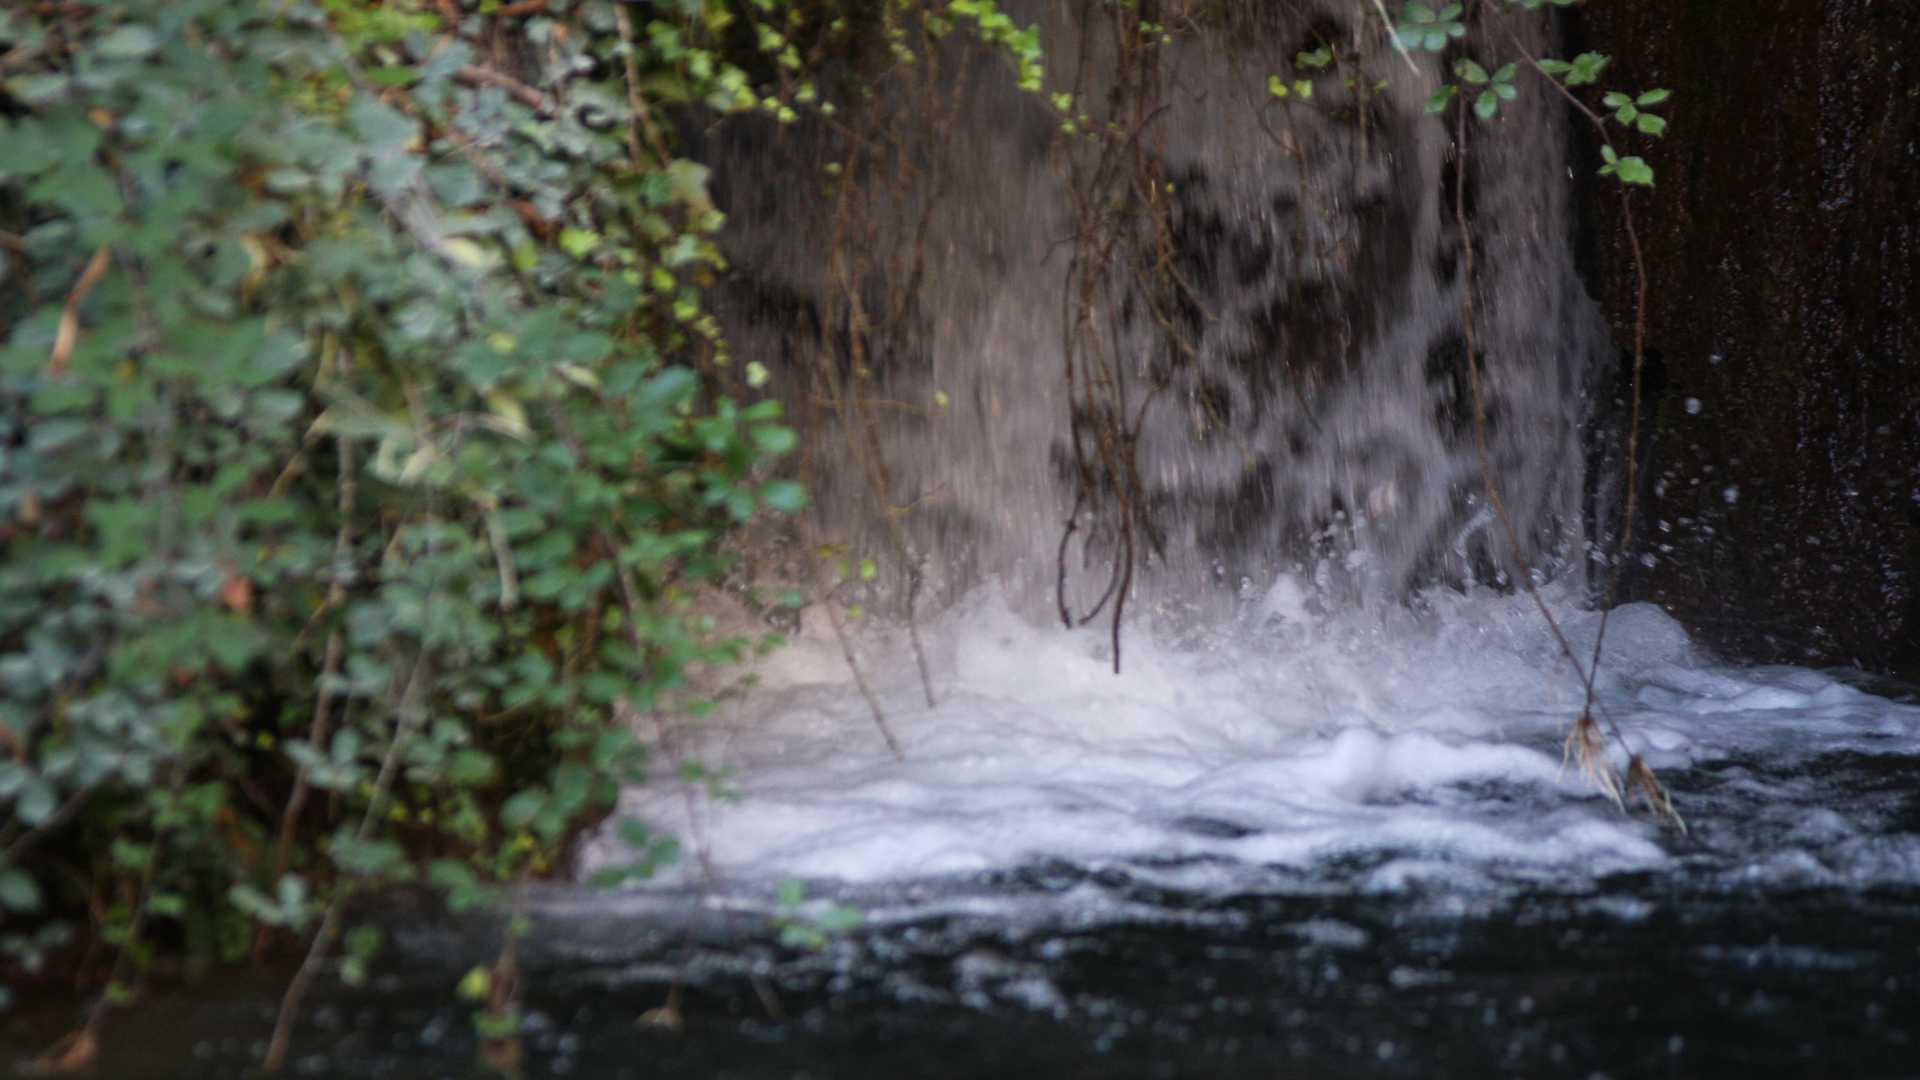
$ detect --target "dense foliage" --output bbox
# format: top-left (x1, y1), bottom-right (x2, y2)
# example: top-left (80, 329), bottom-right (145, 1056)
top-left (0, 0), bottom-right (826, 1038)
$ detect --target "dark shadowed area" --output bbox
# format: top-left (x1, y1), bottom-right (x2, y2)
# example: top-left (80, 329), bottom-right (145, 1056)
top-left (1575, 0), bottom-right (1920, 679)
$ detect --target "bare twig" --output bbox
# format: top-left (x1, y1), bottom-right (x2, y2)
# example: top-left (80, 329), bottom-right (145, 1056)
top-left (455, 63), bottom-right (552, 113)
top-left (1, 788), bottom-right (90, 864)
top-left (1458, 34), bottom-right (1680, 827)
top-left (264, 648), bottom-right (431, 1072)
top-left (274, 436), bottom-right (358, 878)
top-left (1506, 39), bottom-right (1663, 748)
top-left (1047, 2), bottom-right (1189, 674)
top-left (823, 594), bottom-right (904, 760)
top-left (612, 3), bottom-right (669, 166)
top-left (1451, 103), bottom-right (1594, 693)
top-left (47, 243), bottom-right (112, 377)
top-left (47, 766), bottom-right (184, 1065)
top-left (1369, 0), bottom-right (1424, 76)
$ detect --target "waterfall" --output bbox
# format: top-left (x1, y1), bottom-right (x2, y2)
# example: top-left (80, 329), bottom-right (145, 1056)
top-left (707, 1), bottom-right (1615, 624)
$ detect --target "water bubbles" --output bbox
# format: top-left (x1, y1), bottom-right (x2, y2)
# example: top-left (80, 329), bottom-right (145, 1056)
top-left (1722, 486), bottom-right (1740, 505)
top-left (1685, 397), bottom-right (1703, 415)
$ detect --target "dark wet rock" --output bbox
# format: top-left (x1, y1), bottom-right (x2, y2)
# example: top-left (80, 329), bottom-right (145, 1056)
top-left (1574, 0), bottom-right (1920, 679)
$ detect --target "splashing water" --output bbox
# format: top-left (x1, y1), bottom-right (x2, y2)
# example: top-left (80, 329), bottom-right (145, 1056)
top-left (584, 586), bottom-right (1920, 904)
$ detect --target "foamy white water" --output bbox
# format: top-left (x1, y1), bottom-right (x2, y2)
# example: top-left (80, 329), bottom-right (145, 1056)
top-left (585, 585), bottom-right (1920, 902)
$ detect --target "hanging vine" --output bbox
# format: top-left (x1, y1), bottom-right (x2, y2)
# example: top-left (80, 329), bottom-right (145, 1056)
top-left (1048, 0), bottom-right (1210, 673)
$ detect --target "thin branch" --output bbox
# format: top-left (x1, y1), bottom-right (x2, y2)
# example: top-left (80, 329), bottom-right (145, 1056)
top-left (455, 63), bottom-right (552, 113)
top-left (822, 594), bottom-right (903, 760)
top-left (46, 243), bottom-right (112, 377)
top-left (1506, 38), bottom-right (1658, 734)
top-left (1451, 96), bottom-right (1606, 724)
top-left (612, 4), bottom-right (669, 166)
top-left (0, 788), bottom-right (90, 864)
top-left (1369, 0), bottom-right (1424, 76)
top-left (1465, 38), bottom-right (1680, 828)
top-left (264, 645), bottom-right (432, 1072)
top-left (274, 436), bottom-right (358, 878)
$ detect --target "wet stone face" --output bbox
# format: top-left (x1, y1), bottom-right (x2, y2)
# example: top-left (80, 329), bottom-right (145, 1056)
top-left (1574, 0), bottom-right (1920, 676)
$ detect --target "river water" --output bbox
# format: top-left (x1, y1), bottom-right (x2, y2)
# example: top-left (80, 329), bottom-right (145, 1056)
top-left (7, 589), bottom-right (1916, 1077)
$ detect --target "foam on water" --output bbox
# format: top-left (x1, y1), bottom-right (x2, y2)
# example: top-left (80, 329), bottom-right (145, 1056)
top-left (584, 589), bottom-right (1920, 903)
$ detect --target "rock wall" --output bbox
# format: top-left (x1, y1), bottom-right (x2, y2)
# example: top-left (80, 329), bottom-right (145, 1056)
top-left (1574, 0), bottom-right (1920, 677)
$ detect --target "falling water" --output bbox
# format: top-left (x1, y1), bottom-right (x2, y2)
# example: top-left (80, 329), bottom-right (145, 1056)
top-left (711, 1), bottom-right (1614, 618)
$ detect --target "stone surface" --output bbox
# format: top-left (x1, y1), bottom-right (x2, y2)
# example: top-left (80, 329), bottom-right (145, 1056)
top-left (1573, 0), bottom-right (1920, 677)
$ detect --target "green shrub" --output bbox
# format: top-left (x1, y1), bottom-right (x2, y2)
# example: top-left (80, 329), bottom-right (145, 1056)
top-left (0, 0), bottom-right (801, 1012)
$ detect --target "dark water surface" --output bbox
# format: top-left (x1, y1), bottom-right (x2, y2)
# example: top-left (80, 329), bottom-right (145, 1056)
top-left (10, 720), bottom-right (1920, 1079)
top-left (6, 872), bottom-right (1917, 1078)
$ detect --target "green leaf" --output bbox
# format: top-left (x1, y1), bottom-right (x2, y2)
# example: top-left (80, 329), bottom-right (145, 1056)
top-left (759, 480), bottom-right (808, 513)
top-left (779, 924), bottom-right (825, 949)
top-left (815, 904), bottom-right (863, 934)
top-left (501, 789), bottom-right (545, 829)
top-left (1598, 148), bottom-right (1655, 186)
top-left (97, 24), bottom-right (160, 60)
top-left (1423, 86), bottom-right (1458, 114)
top-left (333, 837), bottom-right (407, 877)
top-left (349, 95), bottom-right (417, 155)
top-left (1636, 88), bottom-right (1673, 107)
top-left (0, 869), bottom-right (42, 914)
top-left (1455, 59), bottom-right (1490, 85)
top-left (751, 424), bottom-right (797, 454)
top-left (558, 228), bottom-right (601, 258)
top-left (635, 367), bottom-right (698, 417)
top-left (365, 65), bottom-right (421, 88)
top-left (428, 859), bottom-right (479, 891)
top-left (665, 159), bottom-right (713, 211)
top-left (447, 749), bottom-right (498, 786)
top-left (618, 819), bottom-right (655, 850)
top-left (346, 925), bottom-right (384, 961)
top-left (15, 777), bottom-right (55, 827)
top-left (457, 966), bottom-right (491, 1001)
top-left (1613, 156), bottom-right (1655, 185)
top-left (1474, 89), bottom-right (1499, 120)
top-left (1567, 52), bottom-right (1611, 86)
top-left (1636, 113), bottom-right (1668, 137)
